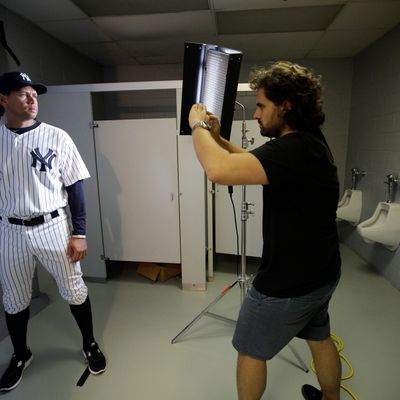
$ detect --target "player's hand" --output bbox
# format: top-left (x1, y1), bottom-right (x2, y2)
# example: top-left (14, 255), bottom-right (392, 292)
top-left (67, 237), bottom-right (88, 263)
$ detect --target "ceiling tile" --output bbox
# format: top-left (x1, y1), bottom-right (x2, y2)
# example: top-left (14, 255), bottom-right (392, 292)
top-left (348, 0), bottom-right (395, 3)
top-left (73, 42), bottom-right (139, 65)
top-left (119, 35), bottom-right (218, 58)
top-left (329, 1), bottom-right (400, 30)
top-left (315, 28), bottom-right (387, 50)
top-left (135, 55), bottom-right (184, 65)
top-left (0, 0), bottom-right (87, 21)
top-left (307, 46), bottom-right (362, 58)
top-left (37, 19), bottom-right (111, 44)
top-left (216, 5), bottom-right (343, 34)
top-left (0, 0), bottom-right (398, 67)
top-left (71, 0), bottom-right (209, 17)
top-left (212, 0), bottom-right (347, 11)
top-left (93, 11), bottom-right (216, 40)
top-left (219, 31), bottom-right (325, 61)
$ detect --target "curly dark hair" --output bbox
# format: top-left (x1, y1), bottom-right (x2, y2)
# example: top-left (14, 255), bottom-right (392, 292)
top-left (249, 61), bottom-right (325, 132)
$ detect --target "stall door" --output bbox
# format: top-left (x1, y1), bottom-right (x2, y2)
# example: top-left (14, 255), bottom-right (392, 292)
top-left (38, 91), bottom-right (106, 279)
top-left (94, 119), bottom-right (180, 263)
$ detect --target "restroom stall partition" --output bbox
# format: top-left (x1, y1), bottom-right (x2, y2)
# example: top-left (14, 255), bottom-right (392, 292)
top-left (38, 81), bottom-right (261, 289)
top-left (93, 118), bottom-right (181, 264)
top-left (39, 81), bottom-right (205, 290)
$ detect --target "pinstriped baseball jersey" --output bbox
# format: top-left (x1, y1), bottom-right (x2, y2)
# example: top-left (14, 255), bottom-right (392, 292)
top-left (0, 122), bottom-right (90, 218)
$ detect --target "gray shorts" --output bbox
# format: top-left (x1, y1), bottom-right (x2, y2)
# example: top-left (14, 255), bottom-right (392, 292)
top-left (232, 278), bottom-right (339, 360)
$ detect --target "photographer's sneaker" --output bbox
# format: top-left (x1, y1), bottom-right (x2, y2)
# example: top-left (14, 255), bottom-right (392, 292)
top-left (0, 350), bottom-right (33, 391)
top-left (301, 384), bottom-right (323, 400)
top-left (82, 342), bottom-right (106, 374)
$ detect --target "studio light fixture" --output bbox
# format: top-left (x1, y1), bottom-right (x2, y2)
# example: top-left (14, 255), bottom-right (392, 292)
top-left (179, 42), bottom-right (242, 140)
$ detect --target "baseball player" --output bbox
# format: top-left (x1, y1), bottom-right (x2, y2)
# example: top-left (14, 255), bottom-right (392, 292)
top-left (0, 71), bottom-right (106, 392)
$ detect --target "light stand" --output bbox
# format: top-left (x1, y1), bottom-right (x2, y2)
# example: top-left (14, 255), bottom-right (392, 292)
top-left (237, 101), bottom-right (255, 304)
top-left (171, 102), bottom-right (309, 373)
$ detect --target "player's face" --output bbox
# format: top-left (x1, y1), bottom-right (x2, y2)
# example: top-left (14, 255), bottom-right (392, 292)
top-left (253, 88), bottom-right (285, 138)
top-left (1, 86), bottom-right (39, 123)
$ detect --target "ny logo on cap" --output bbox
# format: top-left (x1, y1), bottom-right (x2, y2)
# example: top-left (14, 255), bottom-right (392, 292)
top-left (20, 72), bottom-right (31, 82)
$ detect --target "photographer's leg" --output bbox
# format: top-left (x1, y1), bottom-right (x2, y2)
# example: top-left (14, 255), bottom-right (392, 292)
top-left (307, 337), bottom-right (341, 400)
top-left (237, 353), bottom-right (266, 400)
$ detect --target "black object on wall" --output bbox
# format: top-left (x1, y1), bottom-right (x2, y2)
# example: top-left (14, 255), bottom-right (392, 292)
top-left (0, 21), bottom-right (21, 66)
top-left (179, 42), bottom-right (242, 140)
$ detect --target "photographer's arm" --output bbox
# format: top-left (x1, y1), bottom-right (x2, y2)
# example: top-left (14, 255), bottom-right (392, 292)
top-left (190, 104), bottom-right (268, 186)
top-left (206, 113), bottom-right (247, 154)
top-left (216, 135), bottom-right (247, 154)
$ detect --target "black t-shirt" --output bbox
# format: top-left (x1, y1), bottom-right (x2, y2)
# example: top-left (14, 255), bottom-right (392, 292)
top-left (250, 131), bottom-right (341, 297)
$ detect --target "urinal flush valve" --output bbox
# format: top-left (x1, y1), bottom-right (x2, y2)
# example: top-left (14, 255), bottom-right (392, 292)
top-left (384, 174), bottom-right (398, 203)
top-left (351, 168), bottom-right (366, 190)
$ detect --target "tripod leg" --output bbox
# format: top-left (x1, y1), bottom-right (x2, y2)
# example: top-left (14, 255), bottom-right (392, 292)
top-left (171, 280), bottom-right (238, 344)
top-left (287, 343), bottom-right (309, 372)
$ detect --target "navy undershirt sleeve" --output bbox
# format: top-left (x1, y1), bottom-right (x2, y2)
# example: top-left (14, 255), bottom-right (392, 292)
top-left (65, 180), bottom-right (86, 236)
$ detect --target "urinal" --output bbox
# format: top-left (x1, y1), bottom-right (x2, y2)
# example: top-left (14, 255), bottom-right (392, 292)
top-left (336, 189), bottom-right (362, 225)
top-left (357, 202), bottom-right (400, 251)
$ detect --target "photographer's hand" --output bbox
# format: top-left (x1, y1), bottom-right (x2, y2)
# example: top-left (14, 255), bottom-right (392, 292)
top-left (189, 104), bottom-right (223, 143)
top-left (206, 112), bottom-right (222, 143)
top-left (189, 103), bottom-right (208, 128)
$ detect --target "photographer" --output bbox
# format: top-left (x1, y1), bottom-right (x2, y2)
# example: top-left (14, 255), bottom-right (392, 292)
top-left (189, 61), bottom-right (342, 400)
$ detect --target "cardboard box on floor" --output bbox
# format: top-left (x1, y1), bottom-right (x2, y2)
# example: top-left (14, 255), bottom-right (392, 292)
top-left (136, 262), bottom-right (181, 282)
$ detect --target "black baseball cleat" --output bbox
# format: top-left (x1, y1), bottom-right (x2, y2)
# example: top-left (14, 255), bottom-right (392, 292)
top-left (82, 342), bottom-right (106, 374)
top-left (0, 349), bottom-right (33, 391)
top-left (301, 384), bottom-right (323, 400)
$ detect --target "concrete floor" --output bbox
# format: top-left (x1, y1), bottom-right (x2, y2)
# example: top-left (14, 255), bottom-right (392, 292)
top-left (0, 244), bottom-right (399, 399)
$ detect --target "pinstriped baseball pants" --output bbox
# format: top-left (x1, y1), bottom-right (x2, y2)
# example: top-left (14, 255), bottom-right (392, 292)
top-left (0, 212), bottom-right (88, 314)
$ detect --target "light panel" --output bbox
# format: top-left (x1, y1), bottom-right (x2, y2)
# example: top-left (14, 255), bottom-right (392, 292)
top-left (180, 42), bottom-right (242, 140)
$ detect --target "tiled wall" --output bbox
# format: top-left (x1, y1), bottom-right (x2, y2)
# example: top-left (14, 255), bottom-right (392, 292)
top-left (272, 59), bottom-right (354, 189)
top-left (339, 25), bottom-right (400, 289)
top-left (0, 5), bottom-right (102, 84)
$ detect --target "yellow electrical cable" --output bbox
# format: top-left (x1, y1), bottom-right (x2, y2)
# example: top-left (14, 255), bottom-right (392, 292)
top-left (310, 333), bottom-right (360, 400)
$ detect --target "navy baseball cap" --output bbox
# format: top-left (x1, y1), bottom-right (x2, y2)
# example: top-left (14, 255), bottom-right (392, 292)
top-left (0, 71), bottom-right (47, 95)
